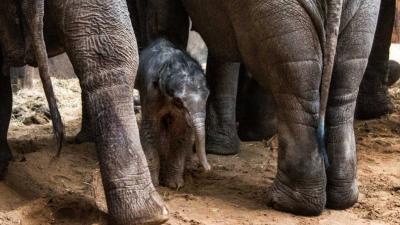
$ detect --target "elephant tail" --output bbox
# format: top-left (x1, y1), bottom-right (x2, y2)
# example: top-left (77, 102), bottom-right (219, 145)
top-left (318, 0), bottom-right (344, 168)
top-left (21, 0), bottom-right (64, 157)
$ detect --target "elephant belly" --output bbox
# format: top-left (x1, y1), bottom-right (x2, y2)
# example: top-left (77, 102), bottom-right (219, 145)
top-left (182, 0), bottom-right (241, 61)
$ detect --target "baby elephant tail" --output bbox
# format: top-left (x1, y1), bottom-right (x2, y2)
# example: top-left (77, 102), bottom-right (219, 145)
top-left (21, 0), bottom-right (64, 156)
top-left (318, 0), bottom-right (344, 168)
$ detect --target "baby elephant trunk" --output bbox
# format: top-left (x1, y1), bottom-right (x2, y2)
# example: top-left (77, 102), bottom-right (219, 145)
top-left (191, 114), bottom-right (211, 172)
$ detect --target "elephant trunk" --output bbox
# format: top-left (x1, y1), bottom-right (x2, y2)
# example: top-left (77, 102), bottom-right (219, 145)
top-left (191, 114), bottom-right (211, 172)
top-left (317, 0), bottom-right (344, 167)
top-left (21, 0), bottom-right (64, 155)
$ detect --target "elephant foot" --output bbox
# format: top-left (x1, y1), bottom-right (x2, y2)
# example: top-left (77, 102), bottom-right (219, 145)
top-left (108, 188), bottom-right (169, 225)
top-left (0, 142), bottom-right (12, 179)
top-left (159, 164), bottom-right (185, 190)
top-left (355, 90), bottom-right (394, 120)
top-left (161, 174), bottom-right (185, 190)
top-left (267, 174), bottom-right (326, 216)
top-left (326, 180), bottom-right (358, 209)
top-left (75, 129), bottom-right (94, 144)
top-left (206, 131), bottom-right (240, 155)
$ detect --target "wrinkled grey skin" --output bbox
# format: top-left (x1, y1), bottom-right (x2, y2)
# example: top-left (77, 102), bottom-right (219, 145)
top-left (76, 0), bottom-right (190, 144)
top-left (142, 0), bottom-right (380, 216)
top-left (137, 38), bottom-right (210, 190)
top-left (0, 1), bottom-right (169, 224)
top-left (356, 0), bottom-right (398, 119)
top-left (238, 0), bottom-right (400, 141)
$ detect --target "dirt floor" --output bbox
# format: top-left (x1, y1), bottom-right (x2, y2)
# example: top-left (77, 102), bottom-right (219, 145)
top-left (1, 71), bottom-right (399, 224)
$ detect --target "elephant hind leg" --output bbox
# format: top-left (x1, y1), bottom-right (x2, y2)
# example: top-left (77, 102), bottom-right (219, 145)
top-left (238, 2), bottom-right (327, 215)
top-left (0, 69), bottom-right (13, 178)
top-left (205, 59), bottom-right (240, 155)
top-left (326, 0), bottom-right (380, 209)
top-left (265, 61), bottom-right (326, 216)
top-left (355, 0), bottom-right (396, 120)
top-left (236, 66), bottom-right (276, 142)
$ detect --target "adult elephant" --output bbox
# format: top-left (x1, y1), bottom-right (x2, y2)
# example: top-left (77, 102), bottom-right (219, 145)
top-left (74, 0), bottom-right (190, 144)
top-left (142, 0), bottom-right (380, 216)
top-left (237, 0), bottom-right (399, 142)
top-left (0, 0), bottom-right (168, 224)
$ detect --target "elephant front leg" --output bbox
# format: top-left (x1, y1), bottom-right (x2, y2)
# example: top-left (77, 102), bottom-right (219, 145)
top-left (159, 132), bottom-right (192, 190)
top-left (75, 90), bottom-right (95, 143)
top-left (355, 0), bottom-right (395, 119)
top-left (0, 70), bottom-right (13, 177)
top-left (160, 138), bottom-right (188, 190)
top-left (206, 58), bottom-right (240, 155)
top-left (60, 0), bottom-right (168, 223)
top-left (87, 87), bottom-right (168, 224)
top-left (236, 65), bottom-right (277, 141)
top-left (327, 1), bottom-right (379, 209)
top-left (140, 117), bottom-right (161, 186)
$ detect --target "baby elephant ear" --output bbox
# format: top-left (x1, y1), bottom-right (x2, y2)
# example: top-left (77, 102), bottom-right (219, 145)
top-left (155, 63), bottom-right (170, 91)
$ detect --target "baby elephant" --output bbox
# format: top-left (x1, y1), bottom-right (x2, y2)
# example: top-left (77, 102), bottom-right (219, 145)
top-left (137, 38), bottom-right (211, 189)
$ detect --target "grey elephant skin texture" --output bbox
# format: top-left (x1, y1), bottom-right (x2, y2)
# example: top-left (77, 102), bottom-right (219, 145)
top-left (137, 38), bottom-right (210, 190)
top-left (142, 0), bottom-right (381, 216)
top-left (75, 0), bottom-right (191, 144)
top-left (238, 0), bottom-right (400, 143)
top-left (356, 0), bottom-right (399, 120)
top-left (0, 1), bottom-right (169, 224)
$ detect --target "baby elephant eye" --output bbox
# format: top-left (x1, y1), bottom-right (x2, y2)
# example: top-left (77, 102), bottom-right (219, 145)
top-left (172, 97), bottom-right (184, 109)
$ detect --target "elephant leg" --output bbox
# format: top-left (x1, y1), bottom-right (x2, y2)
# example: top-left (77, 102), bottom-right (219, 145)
top-left (236, 65), bottom-right (276, 141)
top-left (326, 0), bottom-right (379, 209)
top-left (266, 62), bottom-right (325, 216)
top-left (0, 69), bottom-right (13, 178)
top-left (159, 128), bottom-right (191, 190)
top-left (206, 58), bottom-right (240, 155)
top-left (140, 115), bottom-right (161, 186)
top-left (356, 0), bottom-right (395, 120)
top-left (240, 2), bottom-right (327, 215)
top-left (75, 90), bottom-right (95, 143)
top-left (59, 0), bottom-right (168, 224)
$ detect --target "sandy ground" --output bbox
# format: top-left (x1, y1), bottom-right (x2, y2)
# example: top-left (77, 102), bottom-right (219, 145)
top-left (0, 66), bottom-right (399, 224)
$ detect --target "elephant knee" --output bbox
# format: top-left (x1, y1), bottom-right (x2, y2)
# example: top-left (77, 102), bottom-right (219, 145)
top-left (274, 91), bottom-right (319, 127)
